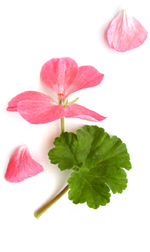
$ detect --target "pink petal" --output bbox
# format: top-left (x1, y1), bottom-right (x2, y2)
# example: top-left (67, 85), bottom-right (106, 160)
top-left (40, 57), bottom-right (78, 96)
top-left (64, 103), bottom-right (106, 122)
top-left (7, 91), bottom-right (53, 111)
top-left (65, 66), bottom-right (104, 97)
top-left (17, 100), bottom-right (64, 124)
top-left (7, 91), bottom-right (64, 124)
top-left (5, 145), bottom-right (43, 182)
top-left (107, 10), bottom-right (148, 52)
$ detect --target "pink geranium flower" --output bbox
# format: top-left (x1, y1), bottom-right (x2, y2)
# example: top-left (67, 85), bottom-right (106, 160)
top-left (7, 57), bottom-right (106, 124)
top-left (5, 145), bottom-right (43, 182)
top-left (106, 10), bottom-right (148, 52)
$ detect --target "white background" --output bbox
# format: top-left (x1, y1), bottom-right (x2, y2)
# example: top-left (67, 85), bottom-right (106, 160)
top-left (0, 0), bottom-right (150, 251)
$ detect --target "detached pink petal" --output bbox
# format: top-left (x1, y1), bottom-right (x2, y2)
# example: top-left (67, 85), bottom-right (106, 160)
top-left (40, 57), bottom-right (78, 96)
top-left (65, 66), bottom-right (104, 97)
top-left (107, 10), bottom-right (148, 52)
top-left (64, 103), bottom-right (106, 122)
top-left (17, 100), bottom-right (64, 124)
top-left (5, 145), bottom-right (43, 182)
top-left (7, 91), bottom-right (52, 111)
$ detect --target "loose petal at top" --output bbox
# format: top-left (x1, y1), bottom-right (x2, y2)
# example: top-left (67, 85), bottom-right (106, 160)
top-left (7, 91), bottom-right (53, 111)
top-left (17, 100), bottom-right (64, 124)
top-left (5, 145), bottom-right (43, 182)
top-left (40, 57), bottom-right (78, 96)
top-left (64, 103), bottom-right (106, 122)
top-left (106, 10), bottom-right (148, 52)
top-left (65, 66), bottom-right (104, 97)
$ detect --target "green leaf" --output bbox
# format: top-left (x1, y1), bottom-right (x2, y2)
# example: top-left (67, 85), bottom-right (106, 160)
top-left (48, 132), bottom-right (79, 170)
top-left (68, 168), bottom-right (111, 209)
top-left (48, 125), bottom-right (132, 209)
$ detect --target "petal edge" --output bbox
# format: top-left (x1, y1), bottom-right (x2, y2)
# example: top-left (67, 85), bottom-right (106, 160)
top-left (7, 91), bottom-right (52, 111)
top-left (64, 104), bottom-right (106, 122)
top-left (65, 66), bottom-right (104, 97)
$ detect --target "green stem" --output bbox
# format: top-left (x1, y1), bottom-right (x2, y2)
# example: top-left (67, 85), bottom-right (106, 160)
top-left (61, 117), bottom-right (65, 133)
top-left (34, 117), bottom-right (67, 219)
top-left (34, 185), bottom-right (69, 219)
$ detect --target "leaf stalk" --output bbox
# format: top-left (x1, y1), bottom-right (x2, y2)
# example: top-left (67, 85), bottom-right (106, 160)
top-left (34, 185), bottom-right (69, 219)
top-left (34, 116), bottom-right (67, 219)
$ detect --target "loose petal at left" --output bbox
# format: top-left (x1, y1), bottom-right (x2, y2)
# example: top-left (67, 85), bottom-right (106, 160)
top-left (5, 146), bottom-right (44, 182)
top-left (64, 103), bottom-right (106, 122)
top-left (107, 10), bottom-right (148, 52)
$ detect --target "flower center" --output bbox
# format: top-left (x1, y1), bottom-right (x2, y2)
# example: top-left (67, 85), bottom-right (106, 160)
top-left (58, 93), bottom-right (65, 105)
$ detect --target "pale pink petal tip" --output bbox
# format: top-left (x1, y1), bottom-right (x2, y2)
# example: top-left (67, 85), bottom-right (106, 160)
top-left (107, 10), bottom-right (148, 52)
top-left (5, 146), bottom-right (44, 182)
